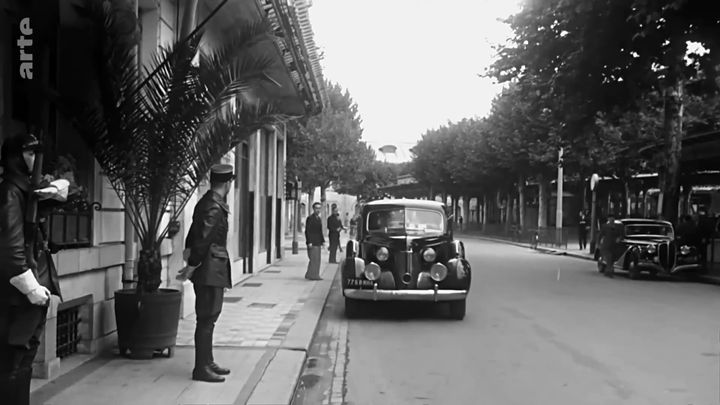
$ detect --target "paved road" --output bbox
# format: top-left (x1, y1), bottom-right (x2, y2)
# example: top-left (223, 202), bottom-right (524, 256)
top-left (294, 238), bottom-right (720, 405)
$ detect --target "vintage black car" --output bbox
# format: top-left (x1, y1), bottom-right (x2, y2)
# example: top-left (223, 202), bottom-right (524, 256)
top-left (595, 218), bottom-right (704, 279)
top-left (340, 199), bottom-right (471, 319)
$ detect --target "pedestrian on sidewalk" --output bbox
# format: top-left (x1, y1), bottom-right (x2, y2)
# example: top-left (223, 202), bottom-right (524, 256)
top-left (0, 133), bottom-right (65, 405)
top-left (182, 164), bottom-right (234, 383)
top-left (598, 213), bottom-right (623, 278)
top-left (578, 210), bottom-right (588, 250)
top-left (305, 202), bottom-right (324, 280)
top-left (327, 206), bottom-right (344, 263)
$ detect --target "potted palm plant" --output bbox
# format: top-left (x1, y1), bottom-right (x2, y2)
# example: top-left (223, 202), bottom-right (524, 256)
top-left (67, 0), bottom-right (282, 358)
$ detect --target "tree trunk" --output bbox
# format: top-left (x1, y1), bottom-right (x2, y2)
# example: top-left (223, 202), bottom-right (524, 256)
top-left (482, 194), bottom-right (488, 228)
top-left (320, 185), bottom-right (327, 235)
top-left (518, 175), bottom-right (525, 230)
top-left (505, 193), bottom-right (513, 234)
top-left (462, 196), bottom-right (470, 226)
top-left (137, 243), bottom-right (162, 293)
top-left (538, 174), bottom-right (548, 228)
top-left (660, 39), bottom-right (685, 224)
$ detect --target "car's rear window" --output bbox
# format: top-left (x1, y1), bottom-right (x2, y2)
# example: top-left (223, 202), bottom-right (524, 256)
top-left (366, 208), bottom-right (445, 236)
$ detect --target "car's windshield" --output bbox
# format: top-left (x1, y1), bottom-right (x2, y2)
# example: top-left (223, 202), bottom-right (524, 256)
top-left (366, 208), bottom-right (445, 236)
top-left (624, 224), bottom-right (674, 237)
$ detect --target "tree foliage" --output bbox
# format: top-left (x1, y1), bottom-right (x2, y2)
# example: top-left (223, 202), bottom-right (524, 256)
top-left (286, 81), bottom-right (368, 195)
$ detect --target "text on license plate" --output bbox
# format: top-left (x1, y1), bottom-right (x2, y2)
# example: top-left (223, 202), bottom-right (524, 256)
top-left (346, 278), bottom-right (374, 288)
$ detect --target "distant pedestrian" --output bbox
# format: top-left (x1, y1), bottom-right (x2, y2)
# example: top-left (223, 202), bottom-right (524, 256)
top-left (304, 202), bottom-right (324, 280)
top-left (459, 215), bottom-right (463, 231)
top-left (578, 210), bottom-right (588, 250)
top-left (181, 164), bottom-right (234, 383)
top-left (598, 213), bottom-right (623, 278)
top-left (327, 206), bottom-right (344, 263)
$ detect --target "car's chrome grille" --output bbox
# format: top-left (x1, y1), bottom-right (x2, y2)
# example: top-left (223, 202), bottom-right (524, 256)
top-left (658, 241), bottom-right (677, 270)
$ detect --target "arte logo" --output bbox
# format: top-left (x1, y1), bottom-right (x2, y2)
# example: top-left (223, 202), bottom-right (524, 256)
top-left (17, 17), bottom-right (33, 80)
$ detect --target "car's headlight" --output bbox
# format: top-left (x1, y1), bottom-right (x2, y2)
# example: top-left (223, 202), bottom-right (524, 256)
top-left (364, 262), bottom-right (381, 281)
top-left (429, 263), bottom-right (448, 282)
top-left (646, 245), bottom-right (656, 254)
top-left (375, 247), bottom-right (389, 262)
top-left (422, 248), bottom-right (436, 262)
top-left (680, 245), bottom-right (691, 255)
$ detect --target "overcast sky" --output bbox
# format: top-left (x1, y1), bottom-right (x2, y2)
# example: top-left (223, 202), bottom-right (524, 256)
top-left (308, 0), bottom-right (522, 162)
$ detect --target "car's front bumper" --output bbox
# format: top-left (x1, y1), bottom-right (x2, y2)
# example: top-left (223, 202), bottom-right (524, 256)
top-left (637, 261), bottom-right (704, 274)
top-left (343, 287), bottom-right (467, 302)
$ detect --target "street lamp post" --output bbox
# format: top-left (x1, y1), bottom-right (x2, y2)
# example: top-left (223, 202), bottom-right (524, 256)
top-left (555, 147), bottom-right (564, 246)
top-left (291, 179), bottom-right (302, 254)
top-left (589, 173), bottom-right (599, 254)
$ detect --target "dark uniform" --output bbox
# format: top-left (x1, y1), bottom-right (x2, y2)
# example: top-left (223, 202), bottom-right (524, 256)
top-left (327, 213), bottom-right (343, 263)
top-left (304, 211), bottom-right (324, 279)
top-left (578, 211), bottom-right (588, 250)
top-left (0, 134), bottom-right (62, 405)
top-left (184, 164), bottom-right (233, 383)
top-left (599, 217), bottom-right (624, 278)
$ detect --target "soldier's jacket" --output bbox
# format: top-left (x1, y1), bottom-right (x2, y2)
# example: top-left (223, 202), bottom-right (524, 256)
top-left (185, 190), bottom-right (231, 288)
top-left (0, 172), bottom-right (62, 306)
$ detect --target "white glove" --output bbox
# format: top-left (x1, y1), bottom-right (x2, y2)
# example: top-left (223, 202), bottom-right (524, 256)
top-left (34, 179), bottom-right (70, 201)
top-left (27, 286), bottom-right (52, 306)
top-left (9, 269), bottom-right (51, 306)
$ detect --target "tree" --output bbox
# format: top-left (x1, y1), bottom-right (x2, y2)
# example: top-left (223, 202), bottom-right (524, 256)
top-left (286, 82), bottom-right (366, 205)
top-left (490, 0), bottom-right (720, 223)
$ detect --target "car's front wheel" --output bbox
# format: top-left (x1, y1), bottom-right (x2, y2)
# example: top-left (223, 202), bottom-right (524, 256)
top-left (449, 300), bottom-right (466, 320)
top-left (345, 297), bottom-right (362, 318)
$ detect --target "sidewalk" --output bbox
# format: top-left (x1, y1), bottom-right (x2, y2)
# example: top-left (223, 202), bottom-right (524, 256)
top-left (458, 230), bottom-right (720, 286)
top-left (30, 234), bottom-right (342, 405)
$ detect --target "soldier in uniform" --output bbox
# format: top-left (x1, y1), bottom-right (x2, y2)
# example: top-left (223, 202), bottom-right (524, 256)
top-left (183, 164), bottom-right (234, 383)
top-left (0, 133), bottom-right (65, 404)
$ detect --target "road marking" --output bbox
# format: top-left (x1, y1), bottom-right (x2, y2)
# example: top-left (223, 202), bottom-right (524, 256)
top-left (557, 269), bottom-right (560, 281)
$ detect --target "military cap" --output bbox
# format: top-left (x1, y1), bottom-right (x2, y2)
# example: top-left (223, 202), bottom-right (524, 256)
top-left (2, 133), bottom-right (42, 155)
top-left (210, 164), bottom-right (234, 183)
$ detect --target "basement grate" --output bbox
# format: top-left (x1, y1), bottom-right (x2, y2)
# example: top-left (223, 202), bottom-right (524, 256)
top-left (56, 306), bottom-right (82, 359)
top-left (248, 302), bottom-right (276, 309)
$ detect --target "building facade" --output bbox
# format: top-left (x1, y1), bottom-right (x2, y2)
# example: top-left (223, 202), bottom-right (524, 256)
top-left (0, 0), bottom-right (324, 382)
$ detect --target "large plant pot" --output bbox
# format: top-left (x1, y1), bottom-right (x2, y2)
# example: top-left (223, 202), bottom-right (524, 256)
top-left (114, 288), bottom-right (182, 359)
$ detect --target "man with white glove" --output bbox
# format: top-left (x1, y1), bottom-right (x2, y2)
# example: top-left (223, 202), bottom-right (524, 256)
top-left (0, 133), bottom-right (62, 405)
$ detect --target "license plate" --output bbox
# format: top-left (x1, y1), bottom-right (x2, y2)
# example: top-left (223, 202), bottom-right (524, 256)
top-left (346, 278), bottom-right (374, 288)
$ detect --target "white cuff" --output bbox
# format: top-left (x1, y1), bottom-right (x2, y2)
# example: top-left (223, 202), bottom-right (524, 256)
top-left (9, 269), bottom-right (42, 295)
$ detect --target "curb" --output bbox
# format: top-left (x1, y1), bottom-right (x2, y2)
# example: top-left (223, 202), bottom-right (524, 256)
top-left (462, 233), bottom-right (720, 286)
top-left (244, 262), bottom-right (338, 405)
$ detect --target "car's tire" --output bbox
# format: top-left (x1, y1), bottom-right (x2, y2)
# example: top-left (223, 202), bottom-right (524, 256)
top-left (627, 258), bottom-right (641, 280)
top-left (449, 300), bottom-right (466, 320)
top-left (345, 297), bottom-right (362, 318)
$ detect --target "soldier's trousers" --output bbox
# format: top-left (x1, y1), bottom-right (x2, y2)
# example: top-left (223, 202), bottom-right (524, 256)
top-left (0, 304), bottom-right (48, 405)
top-left (193, 285), bottom-right (224, 369)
